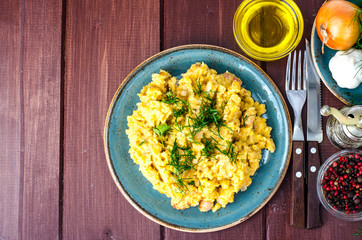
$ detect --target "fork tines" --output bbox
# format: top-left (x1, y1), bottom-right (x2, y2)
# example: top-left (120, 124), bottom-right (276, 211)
top-left (285, 50), bottom-right (307, 91)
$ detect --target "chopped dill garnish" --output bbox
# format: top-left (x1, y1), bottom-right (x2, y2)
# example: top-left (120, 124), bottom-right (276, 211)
top-left (193, 78), bottom-right (205, 96)
top-left (208, 128), bottom-right (224, 140)
top-left (168, 141), bottom-right (196, 174)
top-left (188, 180), bottom-right (195, 186)
top-left (215, 141), bottom-right (239, 163)
top-left (201, 137), bottom-right (215, 157)
top-left (162, 91), bottom-right (188, 106)
top-left (170, 173), bottom-right (190, 194)
top-left (168, 140), bottom-right (197, 193)
top-left (241, 115), bottom-right (249, 127)
top-left (172, 103), bottom-right (189, 132)
top-left (168, 139), bottom-right (196, 192)
top-left (162, 91), bottom-right (180, 104)
top-left (173, 103), bottom-right (188, 118)
top-left (187, 94), bottom-right (230, 139)
top-left (173, 120), bottom-right (185, 132)
top-left (203, 96), bottom-right (232, 135)
top-left (210, 136), bottom-right (219, 143)
top-left (163, 91), bottom-right (190, 122)
top-left (187, 136), bottom-right (201, 145)
top-left (153, 123), bottom-right (171, 146)
top-left (187, 111), bottom-right (206, 139)
top-left (352, 9), bottom-right (362, 49)
top-left (220, 98), bottom-right (228, 111)
top-left (138, 140), bottom-right (147, 146)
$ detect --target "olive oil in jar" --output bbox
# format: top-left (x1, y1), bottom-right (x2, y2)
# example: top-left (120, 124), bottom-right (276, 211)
top-left (233, 0), bottom-right (303, 60)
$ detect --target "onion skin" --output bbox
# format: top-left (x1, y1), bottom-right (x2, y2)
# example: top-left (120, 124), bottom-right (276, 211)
top-left (316, 0), bottom-right (361, 51)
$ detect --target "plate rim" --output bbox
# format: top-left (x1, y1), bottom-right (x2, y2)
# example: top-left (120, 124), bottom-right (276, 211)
top-left (103, 44), bottom-right (292, 232)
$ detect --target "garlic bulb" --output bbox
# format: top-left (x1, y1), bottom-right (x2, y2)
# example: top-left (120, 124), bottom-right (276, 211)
top-left (329, 48), bottom-right (362, 89)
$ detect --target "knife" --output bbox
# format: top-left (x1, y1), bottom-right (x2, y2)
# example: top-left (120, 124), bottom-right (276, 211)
top-left (305, 39), bottom-right (323, 229)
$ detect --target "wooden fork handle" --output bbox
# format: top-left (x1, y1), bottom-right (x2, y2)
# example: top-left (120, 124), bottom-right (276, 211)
top-left (307, 141), bottom-right (322, 229)
top-left (290, 141), bottom-right (305, 228)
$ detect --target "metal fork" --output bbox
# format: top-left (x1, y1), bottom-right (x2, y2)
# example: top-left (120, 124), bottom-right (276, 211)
top-left (285, 50), bottom-right (307, 229)
top-left (286, 51), bottom-right (307, 140)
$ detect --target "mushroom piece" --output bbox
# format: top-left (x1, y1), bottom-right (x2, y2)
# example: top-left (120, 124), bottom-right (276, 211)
top-left (180, 90), bottom-right (187, 96)
top-left (199, 200), bottom-right (213, 212)
top-left (244, 115), bottom-right (255, 126)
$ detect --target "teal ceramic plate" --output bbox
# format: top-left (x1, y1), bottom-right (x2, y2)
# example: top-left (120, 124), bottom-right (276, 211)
top-left (104, 45), bottom-right (292, 232)
top-left (311, 0), bottom-right (362, 105)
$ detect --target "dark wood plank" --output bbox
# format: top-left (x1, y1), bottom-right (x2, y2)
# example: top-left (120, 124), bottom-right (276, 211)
top-left (0, 0), bottom-right (62, 239)
top-left (164, 0), bottom-right (240, 51)
top-left (265, 0), bottom-right (361, 239)
top-left (0, 1), bottom-right (22, 239)
top-left (164, 211), bottom-right (265, 240)
top-left (21, 0), bottom-right (63, 239)
top-left (163, 0), bottom-right (265, 238)
top-left (63, 0), bottom-right (161, 239)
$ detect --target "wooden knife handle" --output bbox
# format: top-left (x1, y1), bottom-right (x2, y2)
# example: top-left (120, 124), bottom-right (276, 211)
top-left (307, 141), bottom-right (322, 229)
top-left (290, 141), bottom-right (305, 228)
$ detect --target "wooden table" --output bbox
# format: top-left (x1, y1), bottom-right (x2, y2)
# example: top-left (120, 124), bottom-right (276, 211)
top-left (1, 0), bottom-right (361, 239)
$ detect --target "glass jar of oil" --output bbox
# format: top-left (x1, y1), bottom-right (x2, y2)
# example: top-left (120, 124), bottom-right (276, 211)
top-left (233, 0), bottom-right (303, 61)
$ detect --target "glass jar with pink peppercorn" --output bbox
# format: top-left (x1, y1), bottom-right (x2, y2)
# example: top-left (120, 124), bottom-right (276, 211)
top-left (317, 150), bottom-right (362, 221)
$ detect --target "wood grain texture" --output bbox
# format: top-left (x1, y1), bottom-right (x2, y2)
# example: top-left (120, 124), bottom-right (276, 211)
top-left (306, 141), bottom-right (321, 229)
top-left (2, 0), bottom-right (361, 239)
top-left (290, 141), bottom-right (305, 228)
top-left (63, 0), bottom-right (161, 239)
top-left (0, 0), bottom-right (62, 239)
top-left (0, 1), bottom-right (22, 239)
top-left (21, 0), bottom-right (62, 239)
top-left (164, 0), bottom-right (240, 51)
top-left (265, 0), bottom-right (361, 239)
top-left (164, 211), bottom-right (265, 240)
top-left (163, 0), bottom-right (264, 239)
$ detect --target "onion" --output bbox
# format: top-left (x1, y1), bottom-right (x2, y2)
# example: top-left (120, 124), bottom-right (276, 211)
top-left (316, 0), bottom-right (361, 53)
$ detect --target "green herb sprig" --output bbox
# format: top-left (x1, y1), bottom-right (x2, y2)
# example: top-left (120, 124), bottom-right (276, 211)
top-left (201, 137), bottom-right (215, 157)
top-left (173, 102), bottom-right (189, 118)
top-left (352, 9), bottom-right (362, 49)
top-left (215, 141), bottom-right (239, 163)
top-left (241, 115), bottom-right (249, 127)
top-left (153, 123), bottom-right (171, 146)
top-left (187, 94), bottom-right (231, 140)
top-left (172, 102), bottom-right (189, 132)
top-left (193, 78), bottom-right (205, 96)
top-left (162, 91), bottom-right (180, 104)
top-left (162, 91), bottom-right (190, 131)
top-left (168, 140), bottom-right (197, 193)
top-left (169, 141), bottom-right (195, 174)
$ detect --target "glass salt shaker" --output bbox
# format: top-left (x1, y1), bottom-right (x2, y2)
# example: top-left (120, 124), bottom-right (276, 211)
top-left (320, 105), bottom-right (362, 150)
